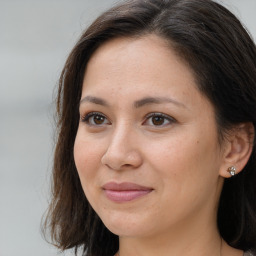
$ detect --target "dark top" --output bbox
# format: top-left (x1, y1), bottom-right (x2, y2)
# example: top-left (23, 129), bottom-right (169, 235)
top-left (244, 251), bottom-right (255, 256)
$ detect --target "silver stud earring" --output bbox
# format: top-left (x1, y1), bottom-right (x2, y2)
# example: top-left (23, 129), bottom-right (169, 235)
top-left (228, 166), bottom-right (236, 176)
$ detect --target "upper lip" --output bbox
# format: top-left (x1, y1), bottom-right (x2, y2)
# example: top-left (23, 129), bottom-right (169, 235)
top-left (102, 182), bottom-right (153, 191)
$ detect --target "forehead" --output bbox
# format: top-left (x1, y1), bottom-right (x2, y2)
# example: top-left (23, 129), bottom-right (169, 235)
top-left (83, 34), bottom-right (198, 94)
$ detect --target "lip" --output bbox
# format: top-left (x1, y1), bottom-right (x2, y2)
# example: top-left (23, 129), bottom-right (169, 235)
top-left (102, 182), bottom-right (153, 203)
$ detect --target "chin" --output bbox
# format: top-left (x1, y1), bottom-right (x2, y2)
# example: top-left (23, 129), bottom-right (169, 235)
top-left (99, 211), bottom-right (154, 238)
top-left (106, 224), bottom-right (148, 238)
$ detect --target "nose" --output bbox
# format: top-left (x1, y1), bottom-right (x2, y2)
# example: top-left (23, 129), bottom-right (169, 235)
top-left (101, 125), bottom-right (143, 171)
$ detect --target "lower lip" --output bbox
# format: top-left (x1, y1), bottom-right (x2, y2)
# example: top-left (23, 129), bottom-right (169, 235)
top-left (104, 189), bottom-right (152, 202)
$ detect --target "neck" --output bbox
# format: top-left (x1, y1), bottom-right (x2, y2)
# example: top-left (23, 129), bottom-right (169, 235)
top-left (116, 239), bottom-right (244, 256)
top-left (118, 214), bottom-right (222, 256)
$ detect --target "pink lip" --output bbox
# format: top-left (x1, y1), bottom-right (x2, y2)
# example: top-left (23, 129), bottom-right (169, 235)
top-left (102, 182), bottom-right (153, 202)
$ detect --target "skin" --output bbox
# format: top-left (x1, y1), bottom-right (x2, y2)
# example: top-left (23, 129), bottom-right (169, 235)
top-left (74, 35), bottom-right (244, 256)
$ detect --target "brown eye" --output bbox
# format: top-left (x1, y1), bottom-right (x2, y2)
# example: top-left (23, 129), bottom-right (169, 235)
top-left (93, 115), bottom-right (106, 125)
top-left (82, 112), bottom-right (110, 126)
top-left (152, 116), bottom-right (165, 126)
top-left (143, 113), bottom-right (175, 127)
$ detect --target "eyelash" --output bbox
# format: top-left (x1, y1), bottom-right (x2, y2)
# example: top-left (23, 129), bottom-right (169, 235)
top-left (143, 113), bottom-right (176, 126)
top-left (81, 112), bottom-right (110, 126)
top-left (80, 112), bottom-right (176, 127)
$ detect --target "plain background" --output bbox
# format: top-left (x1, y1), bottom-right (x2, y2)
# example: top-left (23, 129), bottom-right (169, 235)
top-left (0, 1), bottom-right (255, 256)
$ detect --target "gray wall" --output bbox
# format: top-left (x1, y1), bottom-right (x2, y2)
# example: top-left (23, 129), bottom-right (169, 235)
top-left (0, 1), bottom-right (255, 256)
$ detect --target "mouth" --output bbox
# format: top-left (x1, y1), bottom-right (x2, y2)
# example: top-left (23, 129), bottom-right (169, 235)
top-left (102, 182), bottom-right (153, 203)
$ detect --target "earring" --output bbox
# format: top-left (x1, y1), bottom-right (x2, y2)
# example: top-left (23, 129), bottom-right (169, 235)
top-left (228, 166), bottom-right (236, 176)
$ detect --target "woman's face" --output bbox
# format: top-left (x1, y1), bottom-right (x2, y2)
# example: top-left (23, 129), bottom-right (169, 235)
top-left (74, 35), bottom-right (226, 238)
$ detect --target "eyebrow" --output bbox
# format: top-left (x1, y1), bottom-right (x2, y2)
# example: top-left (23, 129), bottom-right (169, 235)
top-left (80, 95), bottom-right (186, 108)
top-left (80, 96), bottom-right (109, 106)
top-left (134, 97), bottom-right (186, 108)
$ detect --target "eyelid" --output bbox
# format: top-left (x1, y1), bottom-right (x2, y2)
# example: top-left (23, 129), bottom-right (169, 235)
top-left (80, 111), bottom-right (175, 127)
top-left (80, 111), bottom-right (111, 125)
top-left (143, 112), bottom-right (176, 126)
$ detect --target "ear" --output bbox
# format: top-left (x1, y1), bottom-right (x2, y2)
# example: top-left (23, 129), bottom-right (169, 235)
top-left (219, 122), bottom-right (255, 178)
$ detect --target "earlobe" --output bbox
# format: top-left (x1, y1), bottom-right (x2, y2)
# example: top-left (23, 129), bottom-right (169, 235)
top-left (219, 122), bottom-right (254, 178)
top-left (227, 166), bottom-right (236, 177)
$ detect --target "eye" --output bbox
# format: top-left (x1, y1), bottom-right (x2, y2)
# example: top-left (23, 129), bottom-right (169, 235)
top-left (81, 112), bottom-right (110, 126)
top-left (143, 113), bottom-right (175, 127)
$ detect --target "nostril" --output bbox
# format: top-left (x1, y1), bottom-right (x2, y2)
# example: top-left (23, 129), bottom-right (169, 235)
top-left (123, 163), bottom-right (133, 168)
top-left (101, 149), bottom-right (143, 170)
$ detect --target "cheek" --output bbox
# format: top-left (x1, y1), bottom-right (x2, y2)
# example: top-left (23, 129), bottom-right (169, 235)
top-left (73, 132), bottom-right (102, 186)
top-left (146, 128), bottom-right (221, 194)
top-left (146, 133), bottom-right (202, 174)
top-left (143, 136), bottom-right (220, 227)
top-left (73, 132), bottom-right (107, 213)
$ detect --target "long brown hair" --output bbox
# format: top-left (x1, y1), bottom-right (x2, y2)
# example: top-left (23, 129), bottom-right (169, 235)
top-left (43, 0), bottom-right (256, 255)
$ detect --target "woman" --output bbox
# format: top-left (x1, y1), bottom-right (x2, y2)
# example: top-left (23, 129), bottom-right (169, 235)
top-left (43, 0), bottom-right (256, 255)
